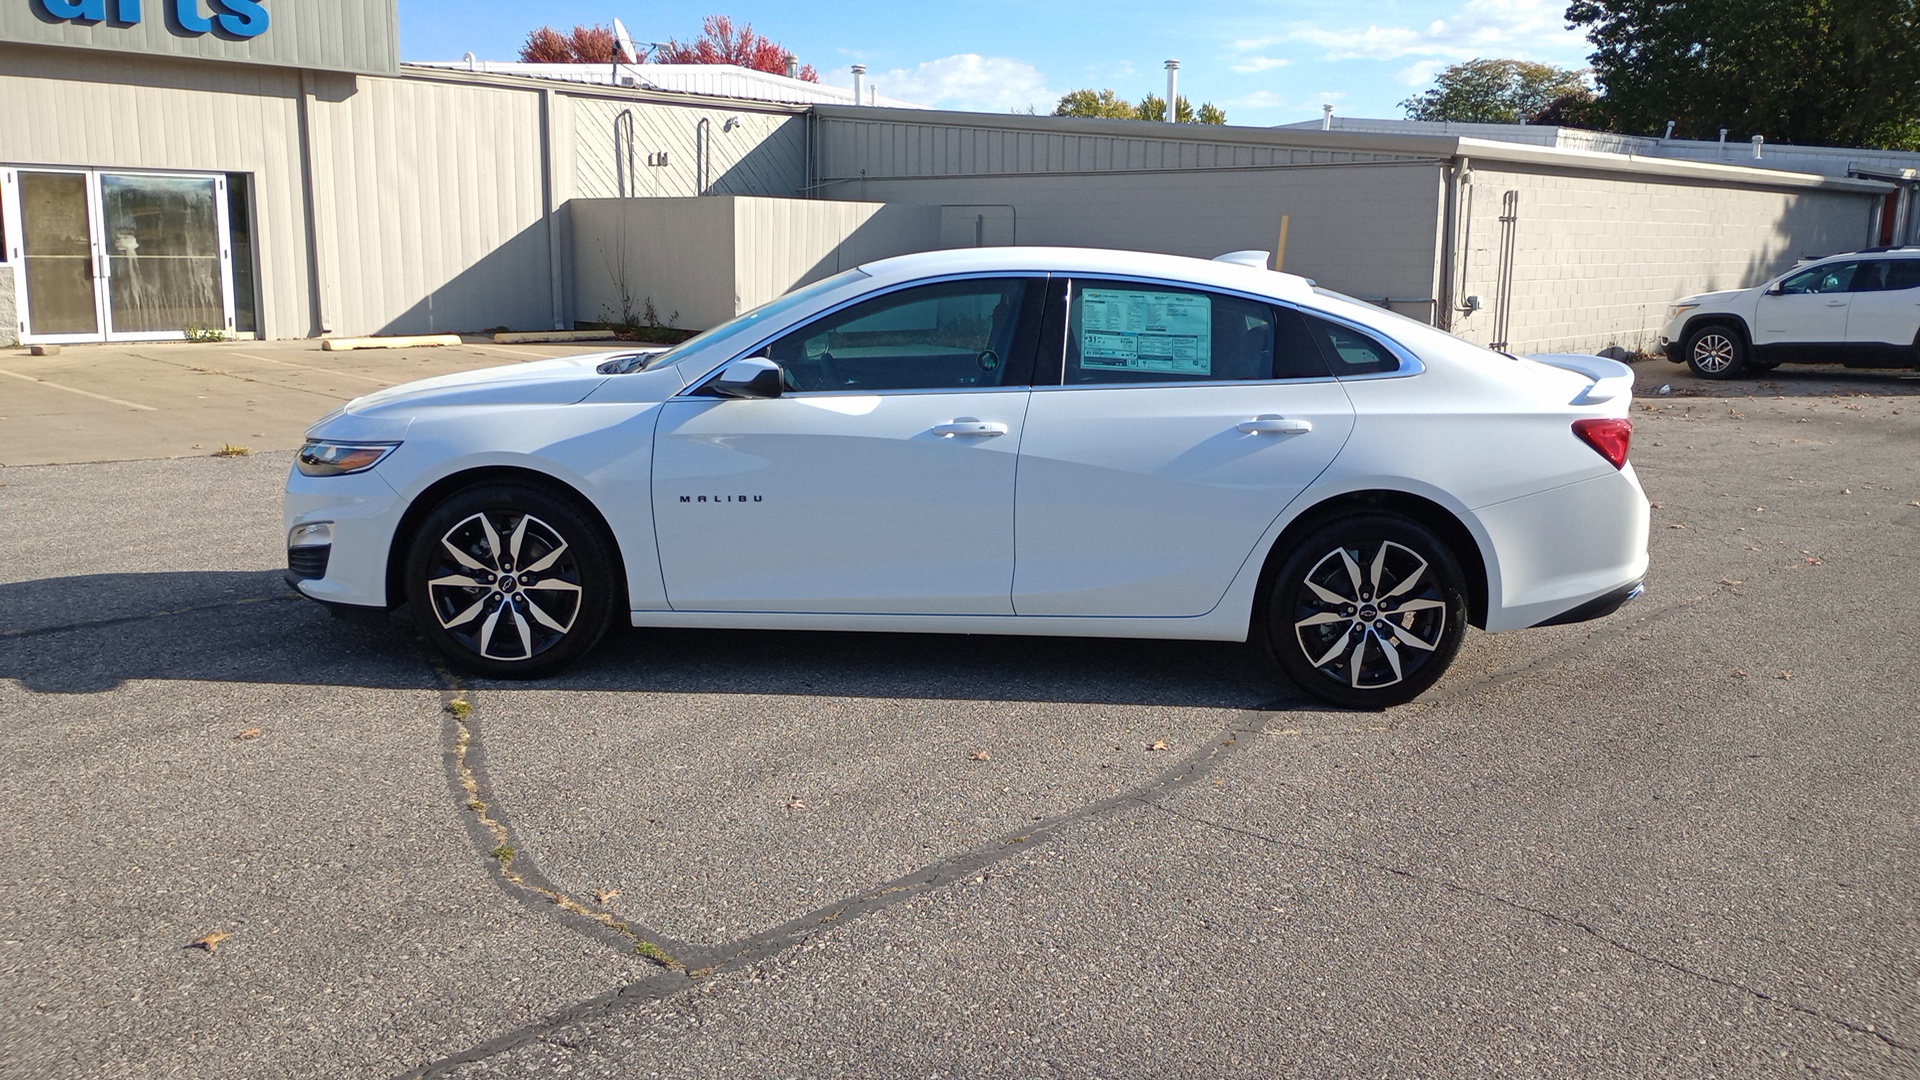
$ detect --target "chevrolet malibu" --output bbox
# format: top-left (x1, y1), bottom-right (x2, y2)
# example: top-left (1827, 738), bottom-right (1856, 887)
top-left (285, 248), bottom-right (1649, 708)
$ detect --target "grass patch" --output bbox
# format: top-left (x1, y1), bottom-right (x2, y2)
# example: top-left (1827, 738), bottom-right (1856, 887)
top-left (212, 444), bottom-right (251, 457)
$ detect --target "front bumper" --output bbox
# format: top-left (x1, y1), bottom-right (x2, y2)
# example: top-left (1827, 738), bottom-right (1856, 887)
top-left (283, 465), bottom-right (408, 608)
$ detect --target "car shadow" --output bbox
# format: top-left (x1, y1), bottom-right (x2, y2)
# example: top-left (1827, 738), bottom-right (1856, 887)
top-left (1633, 361), bottom-right (1920, 398)
top-left (1, 569), bottom-right (1318, 709)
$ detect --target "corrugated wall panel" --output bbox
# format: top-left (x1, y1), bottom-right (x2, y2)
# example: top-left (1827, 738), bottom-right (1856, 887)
top-left (308, 77), bottom-right (549, 335)
top-left (568, 98), bottom-right (805, 200)
top-left (0, 45), bottom-right (311, 338)
top-left (0, 0), bottom-right (399, 75)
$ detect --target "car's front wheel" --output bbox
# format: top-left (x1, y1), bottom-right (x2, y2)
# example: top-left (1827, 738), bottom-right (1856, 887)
top-left (404, 483), bottom-right (618, 679)
top-left (1266, 513), bottom-right (1468, 709)
top-left (1684, 324), bottom-right (1748, 379)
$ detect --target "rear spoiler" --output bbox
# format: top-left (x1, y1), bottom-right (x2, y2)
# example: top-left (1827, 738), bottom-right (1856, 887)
top-left (1525, 353), bottom-right (1635, 405)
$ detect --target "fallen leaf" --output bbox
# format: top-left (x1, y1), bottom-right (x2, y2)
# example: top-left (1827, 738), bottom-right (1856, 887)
top-left (968, 749), bottom-right (992, 761)
top-left (1805, 556), bottom-right (1824, 565)
top-left (1732, 670), bottom-right (1749, 678)
top-left (1648, 501), bottom-right (1665, 509)
top-left (1754, 506), bottom-right (1765, 512)
top-left (1148, 740), bottom-right (1170, 751)
top-left (1777, 670), bottom-right (1794, 680)
top-left (189, 932), bottom-right (230, 953)
top-left (787, 797), bottom-right (806, 811)
top-left (1667, 523), bottom-right (1687, 530)
top-left (235, 727), bottom-right (262, 740)
top-left (1721, 578), bottom-right (1744, 587)
top-left (1841, 488), bottom-right (1852, 495)
top-left (592, 888), bottom-right (619, 905)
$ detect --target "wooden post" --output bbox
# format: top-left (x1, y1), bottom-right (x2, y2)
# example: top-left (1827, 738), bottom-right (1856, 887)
top-left (1274, 215), bottom-right (1291, 272)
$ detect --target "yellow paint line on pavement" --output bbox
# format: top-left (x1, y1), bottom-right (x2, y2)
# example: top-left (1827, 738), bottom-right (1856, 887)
top-left (0, 366), bottom-right (158, 411)
top-left (229, 351), bottom-right (394, 386)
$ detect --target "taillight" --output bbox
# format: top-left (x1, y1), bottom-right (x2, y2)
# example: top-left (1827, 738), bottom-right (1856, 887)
top-left (1573, 418), bottom-right (1632, 469)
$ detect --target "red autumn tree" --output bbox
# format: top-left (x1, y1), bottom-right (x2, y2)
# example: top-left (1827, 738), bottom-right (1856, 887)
top-left (518, 24), bottom-right (620, 64)
top-left (654, 15), bottom-right (818, 81)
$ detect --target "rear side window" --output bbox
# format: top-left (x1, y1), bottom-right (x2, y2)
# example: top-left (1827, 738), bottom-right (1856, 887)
top-left (1885, 259), bottom-right (1920, 291)
top-left (1301, 314), bottom-right (1402, 376)
top-left (1062, 279), bottom-right (1331, 384)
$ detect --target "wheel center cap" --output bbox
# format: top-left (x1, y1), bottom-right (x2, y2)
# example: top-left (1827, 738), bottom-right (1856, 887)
top-left (500, 575), bottom-right (519, 593)
top-left (1359, 604), bottom-right (1379, 620)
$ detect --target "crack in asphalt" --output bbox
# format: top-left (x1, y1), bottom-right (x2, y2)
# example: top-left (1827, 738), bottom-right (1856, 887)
top-left (1140, 800), bottom-right (1917, 1057)
top-left (395, 694), bottom-right (1268, 1080)
top-left (1, 591), bottom-right (299, 639)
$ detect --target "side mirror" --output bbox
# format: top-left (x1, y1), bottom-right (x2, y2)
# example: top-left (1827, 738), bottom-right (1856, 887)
top-left (705, 357), bottom-right (785, 399)
top-left (1765, 285), bottom-right (1784, 296)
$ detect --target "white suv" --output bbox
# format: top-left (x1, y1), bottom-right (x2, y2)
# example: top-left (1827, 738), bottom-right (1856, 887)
top-left (1662, 248), bottom-right (1920, 378)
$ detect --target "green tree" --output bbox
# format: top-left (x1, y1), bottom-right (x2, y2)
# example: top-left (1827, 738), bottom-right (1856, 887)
top-left (1054, 89), bottom-right (1226, 124)
top-left (1400, 59), bottom-right (1591, 123)
top-left (1566, 0), bottom-right (1920, 149)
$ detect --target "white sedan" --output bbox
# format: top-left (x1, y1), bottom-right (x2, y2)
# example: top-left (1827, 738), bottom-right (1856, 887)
top-left (285, 248), bottom-right (1649, 708)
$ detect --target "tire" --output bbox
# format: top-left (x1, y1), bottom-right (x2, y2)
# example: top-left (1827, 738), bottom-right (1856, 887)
top-left (1265, 513), bottom-right (1468, 709)
top-left (404, 483), bottom-right (618, 679)
top-left (1684, 324), bottom-right (1747, 379)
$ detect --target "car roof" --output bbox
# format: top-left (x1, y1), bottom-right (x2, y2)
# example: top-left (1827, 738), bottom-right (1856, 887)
top-left (854, 246), bottom-right (1319, 303)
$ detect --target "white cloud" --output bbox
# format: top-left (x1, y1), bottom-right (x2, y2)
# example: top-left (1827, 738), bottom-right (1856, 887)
top-left (1396, 60), bottom-right (1442, 87)
top-left (1230, 56), bottom-right (1290, 74)
top-left (1222, 89), bottom-right (1289, 110)
top-left (1271, 0), bottom-right (1587, 65)
top-left (867, 54), bottom-right (1059, 113)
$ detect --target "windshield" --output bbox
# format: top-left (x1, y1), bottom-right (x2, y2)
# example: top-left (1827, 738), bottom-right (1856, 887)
top-left (599, 269), bottom-right (871, 374)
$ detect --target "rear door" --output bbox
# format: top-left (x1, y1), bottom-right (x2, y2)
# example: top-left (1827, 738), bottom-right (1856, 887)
top-left (1844, 258), bottom-right (1920, 352)
top-left (1012, 278), bottom-right (1356, 617)
top-left (651, 275), bottom-right (1044, 614)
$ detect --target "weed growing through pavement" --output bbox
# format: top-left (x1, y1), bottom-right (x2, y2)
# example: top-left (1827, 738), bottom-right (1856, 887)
top-left (213, 444), bottom-right (251, 457)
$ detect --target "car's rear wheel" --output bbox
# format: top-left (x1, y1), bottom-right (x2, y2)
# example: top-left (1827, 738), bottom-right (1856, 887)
top-left (1266, 513), bottom-right (1468, 709)
top-left (1684, 324), bottom-right (1747, 379)
top-left (404, 483), bottom-right (617, 679)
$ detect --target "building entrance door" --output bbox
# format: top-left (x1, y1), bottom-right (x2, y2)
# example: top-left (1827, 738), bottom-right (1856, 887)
top-left (2, 168), bottom-right (236, 344)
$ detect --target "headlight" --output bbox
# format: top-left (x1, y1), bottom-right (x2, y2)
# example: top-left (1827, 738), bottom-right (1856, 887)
top-left (1667, 302), bottom-right (1699, 320)
top-left (297, 440), bottom-right (399, 476)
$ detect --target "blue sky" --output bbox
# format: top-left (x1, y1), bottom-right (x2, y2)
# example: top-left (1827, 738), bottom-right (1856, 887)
top-left (399, 0), bottom-right (1596, 126)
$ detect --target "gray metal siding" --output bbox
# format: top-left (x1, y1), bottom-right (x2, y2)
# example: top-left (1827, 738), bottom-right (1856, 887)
top-left (0, 44), bottom-right (311, 337)
top-left (569, 98), bottom-right (806, 200)
top-left (814, 115), bottom-right (1436, 181)
top-left (1, 0), bottom-right (399, 75)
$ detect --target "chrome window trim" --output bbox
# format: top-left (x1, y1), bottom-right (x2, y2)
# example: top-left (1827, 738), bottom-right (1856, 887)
top-left (1032, 375), bottom-right (1342, 393)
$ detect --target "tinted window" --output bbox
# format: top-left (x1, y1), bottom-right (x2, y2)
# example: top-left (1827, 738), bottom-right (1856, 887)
top-left (1302, 314), bottom-right (1401, 376)
top-left (1062, 279), bottom-right (1329, 384)
top-left (1884, 259), bottom-right (1920, 291)
top-left (1778, 261), bottom-right (1857, 294)
top-left (763, 278), bottom-right (1034, 392)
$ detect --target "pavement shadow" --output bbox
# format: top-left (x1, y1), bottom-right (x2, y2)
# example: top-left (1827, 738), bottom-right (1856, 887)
top-left (1, 569), bottom-right (1308, 709)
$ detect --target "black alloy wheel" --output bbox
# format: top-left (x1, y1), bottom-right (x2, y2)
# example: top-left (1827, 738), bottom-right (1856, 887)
top-left (1684, 324), bottom-right (1748, 379)
top-left (404, 483), bottom-right (617, 678)
top-left (1267, 513), bottom-right (1468, 709)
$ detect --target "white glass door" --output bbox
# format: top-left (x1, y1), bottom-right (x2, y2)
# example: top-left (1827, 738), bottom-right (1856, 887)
top-left (1, 168), bottom-right (236, 344)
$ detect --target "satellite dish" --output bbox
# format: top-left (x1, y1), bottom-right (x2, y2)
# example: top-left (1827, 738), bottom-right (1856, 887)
top-left (612, 18), bottom-right (639, 65)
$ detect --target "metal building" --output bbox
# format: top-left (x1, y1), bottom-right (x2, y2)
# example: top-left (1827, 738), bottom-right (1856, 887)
top-left (0, 2), bottom-right (1898, 355)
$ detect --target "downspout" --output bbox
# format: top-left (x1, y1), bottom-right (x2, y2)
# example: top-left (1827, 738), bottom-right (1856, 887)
top-left (1438, 155), bottom-right (1470, 331)
top-left (540, 87), bottom-right (566, 330)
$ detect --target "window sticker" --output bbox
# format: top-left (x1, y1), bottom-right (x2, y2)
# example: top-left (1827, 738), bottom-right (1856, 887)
top-left (1078, 289), bottom-right (1212, 375)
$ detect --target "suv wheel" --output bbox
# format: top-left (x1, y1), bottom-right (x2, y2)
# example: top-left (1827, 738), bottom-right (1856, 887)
top-left (1684, 324), bottom-right (1747, 379)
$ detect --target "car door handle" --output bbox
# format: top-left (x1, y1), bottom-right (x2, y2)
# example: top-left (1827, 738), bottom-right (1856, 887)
top-left (1237, 416), bottom-right (1313, 435)
top-left (1826, 300), bottom-right (1847, 307)
top-left (932, 419), bottom-right (1007, 438)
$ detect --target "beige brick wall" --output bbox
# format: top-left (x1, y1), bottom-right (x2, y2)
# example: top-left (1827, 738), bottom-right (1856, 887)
top-left (0, 266), bottom-right (17, 347)
top-left (1450, 166), bottom-right (1876, 354)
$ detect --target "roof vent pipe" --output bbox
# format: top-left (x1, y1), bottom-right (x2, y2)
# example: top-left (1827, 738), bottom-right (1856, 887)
top-left (785, 54), bottom-right (798, 80)
top-left (1752, 134), bottom-right (1764, 159)
top-left (1164, 60), bottom-right (1180, 123)
top-left (1719, 128), bottom-right (1728, 143)
top-left (463, 51), bottom-right (478, 71)
top-left (851, 64), bottom-right (866, 106)
top-left (1322, 103), bottom-right (1334, 130)
top-left (1662, 119), bottom-right (1675, 140)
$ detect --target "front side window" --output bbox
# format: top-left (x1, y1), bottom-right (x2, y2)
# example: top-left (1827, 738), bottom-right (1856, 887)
top-left (762, 277), bottom-right (1036, 392)
top-left (1778, 261), bottom-right (1858, 294)
top-left (1063, 279), bottom-right (1331, 384)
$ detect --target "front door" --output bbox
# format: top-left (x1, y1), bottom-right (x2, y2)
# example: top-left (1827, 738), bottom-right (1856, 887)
top-left (1, 168), bottom-right (236, 344)
top-left (651, 276), bottom-right (1045, 614)
top-left (1753, 260), bottom-right (1856, 355)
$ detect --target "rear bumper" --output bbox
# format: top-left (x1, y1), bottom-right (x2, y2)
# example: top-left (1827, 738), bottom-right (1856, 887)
top-left (1530, 577), bottom-right (1644, 627)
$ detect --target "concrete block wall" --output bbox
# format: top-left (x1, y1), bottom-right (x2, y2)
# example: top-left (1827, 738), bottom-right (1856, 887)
top-left (1451, 166), bottom-right (1876, 354)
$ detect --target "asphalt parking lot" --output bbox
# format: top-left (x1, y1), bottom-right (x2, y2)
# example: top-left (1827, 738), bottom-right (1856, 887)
top-left (2, 343), bottom-right (1917, 1079)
